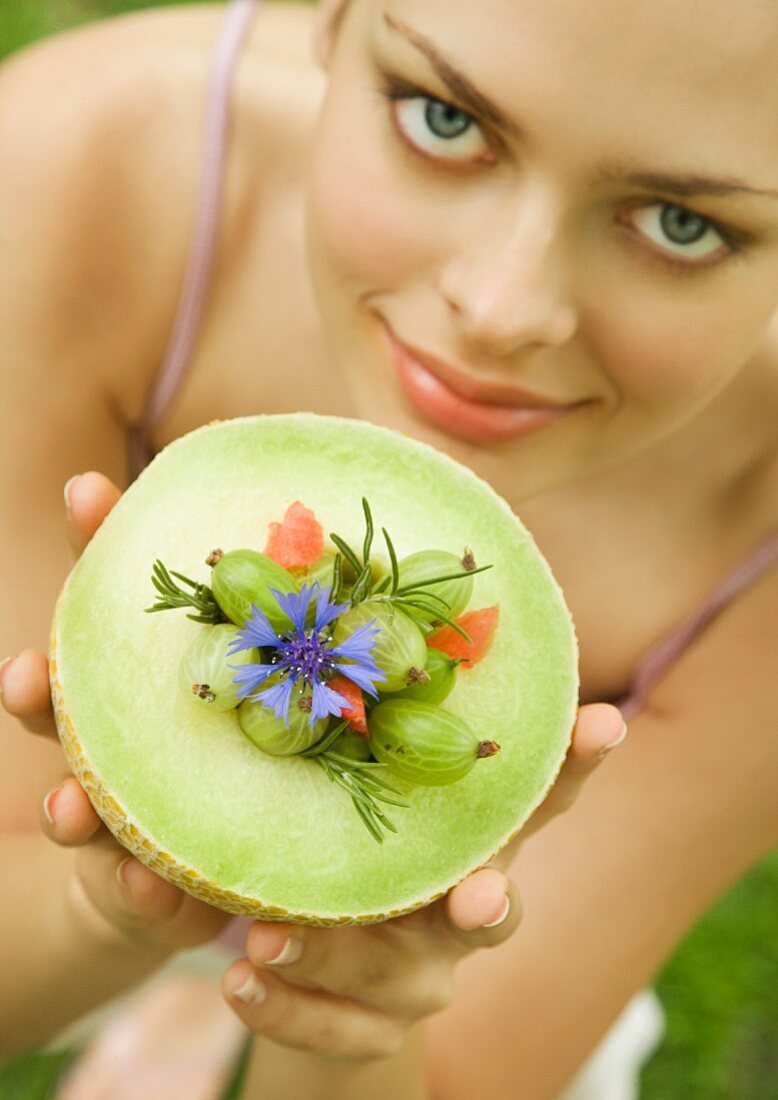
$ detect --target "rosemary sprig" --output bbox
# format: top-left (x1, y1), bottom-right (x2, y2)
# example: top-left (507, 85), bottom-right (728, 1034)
top-left (331, 552), bottom-right (344, 604)
top-left (328, 533), bottom-right (362, 576)
top-left (394, 562), bottom-right (493, 595)
top-left (329, 498), bottom-right (493, 629)
top-left (382, 526), bottom-right (400, 595)
top-left (300, 721), bottom-right (410, 843)
top-left (299, 720), bottom-right (350, 757)
top-left (350, 562), bottom-right (373, 605)
top-left (386, 595), bottom-right (474, 641)
top-left (144, 560), bottom-right (223, 624)
top-left (328, 498), bottom-right (377, 607)
top-left (361, 497), bottom-right (374, 566)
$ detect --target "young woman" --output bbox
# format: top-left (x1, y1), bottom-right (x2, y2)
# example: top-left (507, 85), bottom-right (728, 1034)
top-left (1, 1), bottom-right (776, 1096)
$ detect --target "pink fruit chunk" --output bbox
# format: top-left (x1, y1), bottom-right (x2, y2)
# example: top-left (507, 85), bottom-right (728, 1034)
top-left (427, 605), bottom-right (500, 667)
top-left (264, 501), bottom-right (325, 570)
top-left (328, 674), bottom-right (368, 736)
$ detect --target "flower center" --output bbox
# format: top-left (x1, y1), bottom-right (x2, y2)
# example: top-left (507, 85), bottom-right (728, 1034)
top-left (274, 630), bottom-right (336, 688)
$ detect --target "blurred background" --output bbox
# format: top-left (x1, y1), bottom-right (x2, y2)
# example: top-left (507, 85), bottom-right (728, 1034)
top-left (1, 2), bottom-right (777, 1098)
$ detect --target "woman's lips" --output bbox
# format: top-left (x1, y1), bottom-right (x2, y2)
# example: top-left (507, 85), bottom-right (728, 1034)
top-left (382, 325), bottom-right (574, 444)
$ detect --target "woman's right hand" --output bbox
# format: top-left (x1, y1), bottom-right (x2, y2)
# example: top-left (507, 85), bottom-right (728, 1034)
top-left (0, 472), bottom-right (232, 955)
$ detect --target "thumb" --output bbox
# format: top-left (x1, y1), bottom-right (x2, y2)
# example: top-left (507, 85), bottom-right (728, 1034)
top-left (65, 471), bottom-right (123, 558)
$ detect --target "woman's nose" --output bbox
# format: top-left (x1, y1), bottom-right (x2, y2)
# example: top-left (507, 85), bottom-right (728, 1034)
top-left (437, 194), bottom-right (578, 357)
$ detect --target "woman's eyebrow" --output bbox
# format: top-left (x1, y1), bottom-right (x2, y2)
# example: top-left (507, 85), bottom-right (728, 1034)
top-left (383, 12), bottom-right (778, 201)
top-left (383, 12), bottom-right (522, 139)
top-left (596, 166), bottom-right (778, 200)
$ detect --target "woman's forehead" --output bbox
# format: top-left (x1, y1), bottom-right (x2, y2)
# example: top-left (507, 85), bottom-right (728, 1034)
top-left (373, 0), bottom-right (778, 181)
top-left (377, 0), bottom-right (777, 66)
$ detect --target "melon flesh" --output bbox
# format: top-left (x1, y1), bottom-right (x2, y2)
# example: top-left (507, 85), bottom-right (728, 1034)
top-left (49, 414), bottom-right (578, 925)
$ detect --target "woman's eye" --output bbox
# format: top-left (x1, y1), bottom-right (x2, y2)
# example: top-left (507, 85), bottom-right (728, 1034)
top-left (392, 95), bottom-right (491, 162)
top-left (629, 203), bottom-right (729, 261)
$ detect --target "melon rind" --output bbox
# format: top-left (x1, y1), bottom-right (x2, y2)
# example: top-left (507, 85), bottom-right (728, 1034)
top-left (49, 414), bottom-right (579, 926)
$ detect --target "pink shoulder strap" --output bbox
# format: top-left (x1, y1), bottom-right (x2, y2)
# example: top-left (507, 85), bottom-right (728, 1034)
top-left (613, 526), bottom-right (778, 720)
top-left (128, 0), bottom-right (260, 481)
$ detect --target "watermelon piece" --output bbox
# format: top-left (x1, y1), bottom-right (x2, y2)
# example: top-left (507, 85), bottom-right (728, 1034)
top-left (328, 674), bottom-right (368, 736)
top-left (427, 605), bottom-right (500, 667)
top-left (264, 501), bottom-right (324, 571)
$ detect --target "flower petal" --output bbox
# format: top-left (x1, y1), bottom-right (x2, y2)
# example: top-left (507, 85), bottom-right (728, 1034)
top-left (228, 605), bottom-right (281, 652)
top-left (310, 678), bottom-right (352, 724)
top-left (313, 583), bottom-right (350, 633)
top-left (332, 661), bottom-right (386, 697)
top-left (229, 662), bottom-right (278, 701)
top-left (329, 619), bottom-right (380, 664)
top-left (269, 585), bottom-right (313, 636)
top-left (255, 677), bottom-right (296, 726)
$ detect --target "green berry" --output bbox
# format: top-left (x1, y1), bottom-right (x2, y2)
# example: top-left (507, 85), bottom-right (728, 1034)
top-left (395, 549), bottom-right (475, 623)
top-left (237, 674), bottom-right (328, 755)
top-left (210, 549), bottom-right (299, 631)
top-left (389, 647), bottom-right (460, 705)
top-left (332, 599), bottom-right (428, 692)
top-left (368, 699), bottom-right (500, 786)
top-left (329, 726), bottom-right (373, 762)
top-left (178, 624), bottom-right (259, 712)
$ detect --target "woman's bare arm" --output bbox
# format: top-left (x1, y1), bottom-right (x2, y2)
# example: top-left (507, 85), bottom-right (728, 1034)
top-left (425, 563), bottom-right (778, 1099)
top-left (0, 30), bottom-right (218, 1057)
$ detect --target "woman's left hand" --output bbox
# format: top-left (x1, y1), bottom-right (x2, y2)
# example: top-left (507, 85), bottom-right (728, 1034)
top-left (221, 702), bottom-right (625, 1062)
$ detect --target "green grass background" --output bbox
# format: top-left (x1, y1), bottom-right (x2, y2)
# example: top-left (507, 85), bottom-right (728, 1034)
top-left (1, 3), bottom-right (776, 1097)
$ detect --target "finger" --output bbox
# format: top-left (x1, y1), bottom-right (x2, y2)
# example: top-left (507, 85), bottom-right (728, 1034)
top-left (436, 866), bottom-right (521, 953)
top-left (0, 649), bottom-right (59, 739)
top-left (70, 834), bottom-right (230, 952)
top-left (65, 471), bottom-right (122, 557)
top-left (39, 775), bottom-right (103, 847)
top-left (71, 832), bottom-right (185, 939)
top-left (519, 702), bottom-right (627, 841)
top-left (223, 959), bottom-right (406, 1062)
top-left (245, 919), bottom-right (454, 1020)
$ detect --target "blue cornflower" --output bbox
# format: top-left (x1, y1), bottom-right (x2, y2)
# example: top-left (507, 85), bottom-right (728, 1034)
top-left (227, 582), bottom-right (386, 727)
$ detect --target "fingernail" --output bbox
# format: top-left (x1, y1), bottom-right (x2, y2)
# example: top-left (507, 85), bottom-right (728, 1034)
top-left (481, 894), bottom-right (510, 928)
top-left (231, 971), bottom-right (267, 1006)
top-left (43, 784), bottom-right (65, 825)
top-left (63, 475), bottom-right (80, 523)
top-left (264, 936), bottom-right (304, 966)
top-left (0, 655), bottom-right (16, 696)
top-left (598, 720), bottom-right (628, 760)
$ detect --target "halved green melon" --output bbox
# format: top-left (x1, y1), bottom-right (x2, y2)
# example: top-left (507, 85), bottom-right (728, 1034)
top-left (49, 414), bottom-right (578, 926)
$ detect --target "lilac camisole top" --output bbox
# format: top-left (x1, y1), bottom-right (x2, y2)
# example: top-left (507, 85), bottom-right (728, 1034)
top-left (126, 0), bottom-right (778, 951)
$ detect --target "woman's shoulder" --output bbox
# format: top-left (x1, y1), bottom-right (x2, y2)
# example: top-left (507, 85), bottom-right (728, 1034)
top-left (0, 1), bottom-right (325, 182)
top-left (0, 9), bottom-right (227, 381)
top-left (0, 2), bottom-right (323, 420)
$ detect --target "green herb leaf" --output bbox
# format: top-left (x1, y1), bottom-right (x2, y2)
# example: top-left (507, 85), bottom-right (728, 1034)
top-left (394, 563), bottom-right (493, 595)
top-left (328, 533), bottom-right (362, 576)
top-left (382, 526), bottom-right (400, 595)
top-left (299, 720), bottom-right (349, 758)
top-left (331, 552), bottom-right (344, 604)
top-left (302, 730), bottom-right (410, 843)
top-left (389, 596), bottom-right (474, 642)
top-left (361, 497), bottom-right (374, 566)
top-left (144, 560), bottom-right (223, 624)
top-left (350, 563), bottom-right (373, 606)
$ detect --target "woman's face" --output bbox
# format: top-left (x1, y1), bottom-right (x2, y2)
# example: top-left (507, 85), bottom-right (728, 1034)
top-left (305, 0), bottom-right (778, 501)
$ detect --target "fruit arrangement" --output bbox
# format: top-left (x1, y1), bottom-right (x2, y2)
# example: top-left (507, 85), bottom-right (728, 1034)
top-left (146, 497), bottom-right (502, 843)
top-left (49, 414), bottom-right (578, 924)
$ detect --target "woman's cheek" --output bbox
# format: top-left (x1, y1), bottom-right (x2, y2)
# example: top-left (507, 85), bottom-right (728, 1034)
top-left (588, 283), bottom-right (752, 422)
top-left (309, 125), bottom-right (435, 287)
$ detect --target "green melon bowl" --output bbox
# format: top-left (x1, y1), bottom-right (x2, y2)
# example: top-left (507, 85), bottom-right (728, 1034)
top-left (49, 414), bottom-right (578, 926)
